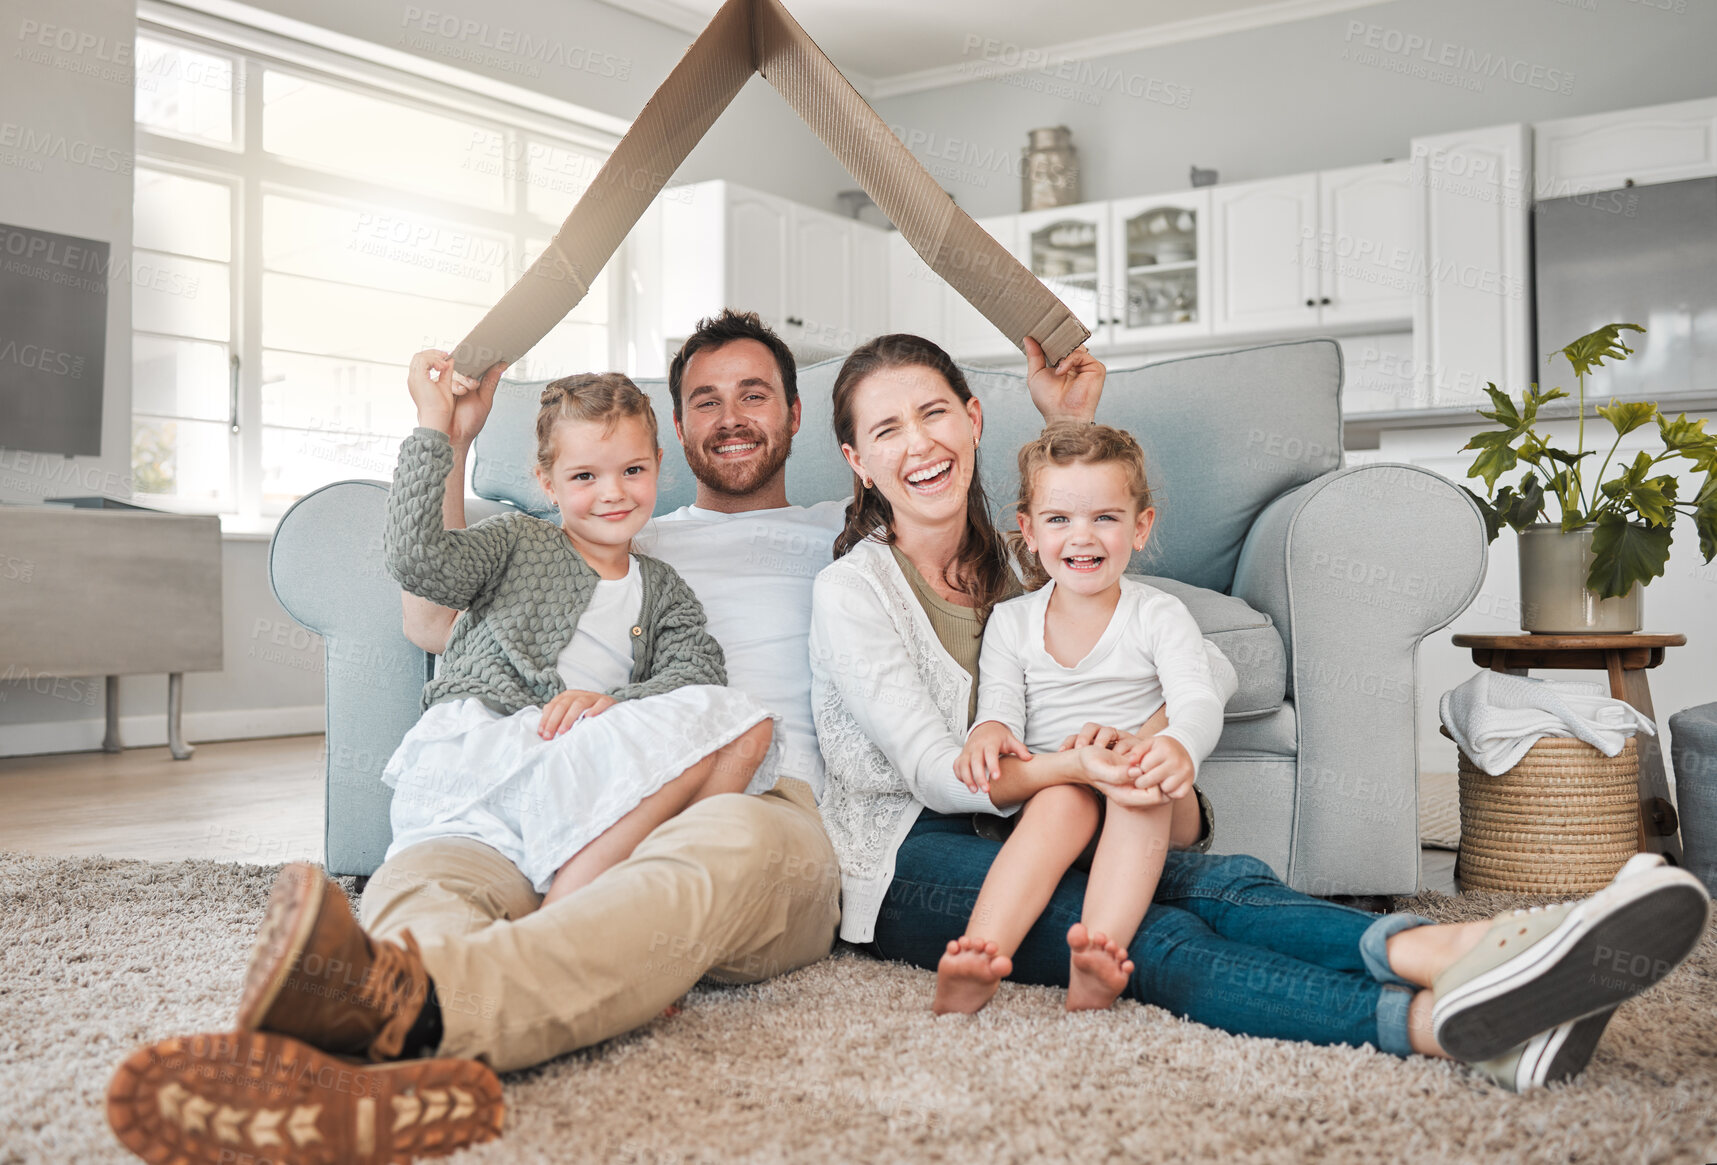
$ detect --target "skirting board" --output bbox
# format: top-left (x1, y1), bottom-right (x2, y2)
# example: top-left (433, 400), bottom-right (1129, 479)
top-left (0, 705), bottom-right (325, 758)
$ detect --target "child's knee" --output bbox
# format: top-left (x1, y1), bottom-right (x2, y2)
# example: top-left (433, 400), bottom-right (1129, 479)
top-left (1028, 783), bottom-right (1101, 829)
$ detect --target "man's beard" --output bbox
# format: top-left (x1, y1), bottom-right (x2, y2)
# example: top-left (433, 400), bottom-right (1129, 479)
top-left (683, 423), bottom-right (793, 498)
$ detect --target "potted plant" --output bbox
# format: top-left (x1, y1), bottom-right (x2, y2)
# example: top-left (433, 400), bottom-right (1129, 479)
top-left (1460, 323), bottom-right (1717, 633)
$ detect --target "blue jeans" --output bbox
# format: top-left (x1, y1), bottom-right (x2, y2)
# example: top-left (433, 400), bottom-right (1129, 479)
top-left (871, 810), bottom-right (1428, 1056)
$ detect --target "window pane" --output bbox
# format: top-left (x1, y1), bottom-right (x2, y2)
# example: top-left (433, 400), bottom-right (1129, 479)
top-left (262, 272), bottom-right (480, 365)
top-left (132, 250), bottom-right (231, 342)
top-left (133, 334), bottom-right (228, 420)
top-left (135, 37), bottom-right (234, 146)
top-left (520, 321), bottom-right (610, 380)
top-left (261, 351), bottom-right (417, 437)
top-left (521, 139), bottom-right (602, 223)
top-left (132, 416), bottom-right (230, 505)
top-left (264, 194), bottom-right (506, 303)
top-left (262, 425), bottom-right (402, 509)
top-left (523, 239), bottom-right (607, 324)
top-left (263, 71), bottom-right (505, 208)
top-left (135, 169), bottom-right (231, 261)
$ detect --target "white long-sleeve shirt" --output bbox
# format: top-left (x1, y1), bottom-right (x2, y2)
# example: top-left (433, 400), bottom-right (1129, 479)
top-left (975, 577), bottom-right (1237, 778)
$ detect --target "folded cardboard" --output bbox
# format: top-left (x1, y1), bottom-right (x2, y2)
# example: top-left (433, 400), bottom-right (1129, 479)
top-left (452, 0), bottom-right (1088, 377)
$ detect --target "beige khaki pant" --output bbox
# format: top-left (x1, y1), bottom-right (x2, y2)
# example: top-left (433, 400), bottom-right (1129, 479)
top-left (357, 779), bottom-right (839, 1073)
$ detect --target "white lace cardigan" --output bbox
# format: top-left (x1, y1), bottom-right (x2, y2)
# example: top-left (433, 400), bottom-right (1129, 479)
top-left (809, 537), bottom-right (1017, 943)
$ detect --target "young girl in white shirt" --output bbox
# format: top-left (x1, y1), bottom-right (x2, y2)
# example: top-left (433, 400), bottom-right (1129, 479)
top-left (944, 421), bottom-right (1232, 1014)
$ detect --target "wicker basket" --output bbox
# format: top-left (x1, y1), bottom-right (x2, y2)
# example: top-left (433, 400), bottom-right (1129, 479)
top-left (1455, 736), bottom-right (1639, 893)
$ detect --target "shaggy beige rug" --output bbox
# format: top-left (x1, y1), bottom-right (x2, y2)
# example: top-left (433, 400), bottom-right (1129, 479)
top-left (3, 853), bottom-right (1715, 1165)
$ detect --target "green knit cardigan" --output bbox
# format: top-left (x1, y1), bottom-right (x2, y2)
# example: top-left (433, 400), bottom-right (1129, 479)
top-left (384, 427), bottom-right (725, 713)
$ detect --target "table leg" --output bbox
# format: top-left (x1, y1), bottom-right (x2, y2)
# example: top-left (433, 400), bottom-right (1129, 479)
top-left (167, 672), bottom-right (194, 761)
top-left (101, 676), bottom-right (121, 753)
top-left (1616, 664), bottom-right (1682, 863)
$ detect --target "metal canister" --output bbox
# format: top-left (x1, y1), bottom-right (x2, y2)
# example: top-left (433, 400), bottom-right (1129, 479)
top-left (1021, 126), bottom-right (1080, 211)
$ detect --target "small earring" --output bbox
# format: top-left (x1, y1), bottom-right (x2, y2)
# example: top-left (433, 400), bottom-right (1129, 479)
top-left (861, 475), bottom-right (872, 489)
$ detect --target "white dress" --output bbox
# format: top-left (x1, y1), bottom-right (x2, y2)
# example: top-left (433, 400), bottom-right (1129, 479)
top-left (382, 559), bottom-right (781, 892)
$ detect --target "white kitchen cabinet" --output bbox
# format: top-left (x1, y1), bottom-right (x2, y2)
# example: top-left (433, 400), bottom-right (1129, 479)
top-left (658, 180), bottom-right (890, 359)
top-left (1210, 174), bottom-right (1320, 334)
top-left (886, 231), bottom-right (948, 350)
top-left (1014, 203), bottom-right (1107, 341)
top-left (1317, 161), bottom-right (1413, 328)
top-left (947, 214), bottom-right (1021, 361)
top-left (1535, 95), bottom-right (1717, 199)
top-left (1409, 123), bottom-right (1533, 411)
top-left (1107, 190), bottom-right (1211, 346)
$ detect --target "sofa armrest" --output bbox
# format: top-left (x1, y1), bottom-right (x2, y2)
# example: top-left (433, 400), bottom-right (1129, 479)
top-left (1232, 464), bottom-right (1486, 895)
top-left (269, 480), bottom-right (430, 877)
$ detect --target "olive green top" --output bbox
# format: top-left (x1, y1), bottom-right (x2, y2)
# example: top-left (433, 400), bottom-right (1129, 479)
top-left (889, 545), bottom-right (1022, 727)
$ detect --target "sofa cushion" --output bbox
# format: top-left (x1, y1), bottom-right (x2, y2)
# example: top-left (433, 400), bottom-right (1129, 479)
top-left (1137, 575), bottom-right (1286, 721)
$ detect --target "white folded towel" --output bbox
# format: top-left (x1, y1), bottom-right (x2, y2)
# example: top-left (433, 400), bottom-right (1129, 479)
top-left (1439, 670), bottom-right (1656, 776)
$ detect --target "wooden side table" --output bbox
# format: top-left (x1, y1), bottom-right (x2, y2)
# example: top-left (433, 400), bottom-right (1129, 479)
top-left (1451, 633), bottom-right (1685, 862)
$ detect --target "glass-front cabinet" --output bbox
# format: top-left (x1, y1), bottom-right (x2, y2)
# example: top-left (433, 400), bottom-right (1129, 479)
top-left (1014, 203), bottom-right (1108, 339)
top-left (1106, 190), bottom-right (1211, 346)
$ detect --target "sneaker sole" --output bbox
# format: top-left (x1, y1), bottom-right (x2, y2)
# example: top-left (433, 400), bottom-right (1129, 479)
top-left (107, 1031), bottom-right (503, 1164)
top-left (236, 863), bottom-right (329, 1032)
top-left (1518, 1008), bottom-right (1615, 1089)
top-left (1435, 872), bottom-right (1709, 1062)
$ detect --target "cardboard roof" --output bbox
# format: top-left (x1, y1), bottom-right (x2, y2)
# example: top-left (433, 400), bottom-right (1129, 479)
top-left (451, 0), bottom-right (1088, 377)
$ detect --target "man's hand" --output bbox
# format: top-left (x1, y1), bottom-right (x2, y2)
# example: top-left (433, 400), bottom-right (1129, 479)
top-left (407, 350), bottom-right (506, 441)
top-left (538, 690), bottom-right (617, 738)
top-left (1125, 735), bottom-right (1195, 801)
top-left (956, 720), bottom-right (1031, 794)
top-left (1025, 338), bottom-right (1105, 424)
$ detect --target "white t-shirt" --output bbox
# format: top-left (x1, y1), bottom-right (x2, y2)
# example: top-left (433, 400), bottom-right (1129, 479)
top-left (555, 557), bottom-right (642, 694)
top-left (975, 576), bottom-right (1236, 778)
top-left (633, 499), bottom-right (847, 799)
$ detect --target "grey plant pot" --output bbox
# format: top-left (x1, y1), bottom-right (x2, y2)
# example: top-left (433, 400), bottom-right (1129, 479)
top-left (1517, 524), bottom-right (1643, 633)
top-left (1669, 704), bottom-right (1717, 896)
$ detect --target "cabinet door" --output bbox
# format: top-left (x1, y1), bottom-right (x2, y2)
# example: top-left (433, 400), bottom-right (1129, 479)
top-left (726, 187), bottom-right (791, 332)
top-left (1410, 124), bottom-right (1532, 410)
top-left (845, 225), bottom-right (888, 349)
top-left (1536, 95), bottom-right (1717, 198)
top-left (886, 231), bottom-right (947, 349)
top-left (1318, 161), bottom-right (1412, 328)
top-left (1108, 190), bottom-right (1210, 346)
top-left (947, 215), bottom-right (1020, 360)
top-left (1209, 174), bottom-right (1319, 334)
top-left (1014, 203), bottom-right (1108, 340)
top-left (788, 206), bottom-right (852, 347)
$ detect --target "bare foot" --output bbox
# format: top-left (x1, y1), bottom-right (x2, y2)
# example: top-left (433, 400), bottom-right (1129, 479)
top-left (933, 936), bottom-right (1012, 1015)
top-left (1067, 923), bottom-right (1133, 1012)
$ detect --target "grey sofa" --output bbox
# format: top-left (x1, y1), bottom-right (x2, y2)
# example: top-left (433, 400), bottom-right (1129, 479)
top-left (270, 338), bottom-right (1486, 895)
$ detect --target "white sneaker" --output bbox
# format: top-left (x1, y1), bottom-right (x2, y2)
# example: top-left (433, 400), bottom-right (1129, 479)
top-left (1468, 1007), bottom-right (1615, 1091)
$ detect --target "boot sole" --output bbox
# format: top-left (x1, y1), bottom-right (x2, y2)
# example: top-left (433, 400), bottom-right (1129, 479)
top-left (1435, 873), bottom-right (1709, 1062)
top-left (107, 1031), bottom-right (503, 1164)
top-left (236, 863), bottom-right (330, 1032)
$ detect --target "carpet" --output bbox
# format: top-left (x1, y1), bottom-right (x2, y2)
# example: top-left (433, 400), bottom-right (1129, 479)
top-left (4, 853), bottom-right (1715, 1164)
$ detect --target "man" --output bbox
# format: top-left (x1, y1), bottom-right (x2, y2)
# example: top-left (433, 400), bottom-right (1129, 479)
top-left (106, 312), bottom-right (1105, 1164)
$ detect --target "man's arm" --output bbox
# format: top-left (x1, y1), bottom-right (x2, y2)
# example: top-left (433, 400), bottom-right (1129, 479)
top-left (400, 440), bottom-right (468, 655)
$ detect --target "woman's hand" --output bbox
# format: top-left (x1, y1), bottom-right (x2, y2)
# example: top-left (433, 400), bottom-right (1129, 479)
top-left (955, 720), bottom-right (1031, 794)
top-left (407, 349), bottom-right (506, 443)
top-left (538, 690), bottom-right (617, 739)
top-left (1024, 338), bottom-right (1105, 424)
top-left (1057, 722), bottom-right (1142, 754)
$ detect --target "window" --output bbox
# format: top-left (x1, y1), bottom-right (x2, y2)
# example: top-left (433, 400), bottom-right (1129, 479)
top-left (132, 27), bottom-right (618, 523)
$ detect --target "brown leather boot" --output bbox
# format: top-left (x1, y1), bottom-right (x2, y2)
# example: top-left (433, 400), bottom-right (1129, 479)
top-left (236, 863), bottom-right (431, 1062)
top-left (107, 1030), bottom-right (502, 1164)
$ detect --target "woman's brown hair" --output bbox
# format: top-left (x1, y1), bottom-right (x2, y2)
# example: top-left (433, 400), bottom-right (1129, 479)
top-left (535, 372), bottom-right (659, 471)
top-left (1010, 421), bottom-right (1154, 590)
top-left (830, 333), bottom-right (1015, 618)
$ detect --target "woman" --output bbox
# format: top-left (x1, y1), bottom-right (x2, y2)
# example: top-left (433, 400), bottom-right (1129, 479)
top-left (808, 333), bottom-right (1710, 1090)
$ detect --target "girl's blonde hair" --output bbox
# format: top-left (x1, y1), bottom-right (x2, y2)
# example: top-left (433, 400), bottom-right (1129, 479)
top-left (535, 372), bottom-right (659, 471)
top-left (1010, 421), bottom-right (1154, 590)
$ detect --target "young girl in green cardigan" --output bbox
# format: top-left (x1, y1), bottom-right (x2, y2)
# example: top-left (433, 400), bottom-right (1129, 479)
top-left (382, 350), bottom-right (778, 906)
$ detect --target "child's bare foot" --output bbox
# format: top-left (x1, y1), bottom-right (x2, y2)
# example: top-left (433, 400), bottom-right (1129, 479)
top-left (933, 936), bottom-right (1012, 1015)
top-left (1067, 923), bottom-right (1133, 1011)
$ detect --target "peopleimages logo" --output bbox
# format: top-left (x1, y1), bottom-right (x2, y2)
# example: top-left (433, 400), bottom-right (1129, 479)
top-left (1341, 21), bottom-right (1575, 95)
top-left (399, 6), bottom-right (631, 80)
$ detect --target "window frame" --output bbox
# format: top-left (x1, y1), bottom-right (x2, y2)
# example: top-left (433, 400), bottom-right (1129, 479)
top-left (132, 10), bottom-right (625, 528)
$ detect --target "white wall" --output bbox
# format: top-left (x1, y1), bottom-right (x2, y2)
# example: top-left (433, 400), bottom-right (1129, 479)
top-left (871, 0), bottom-right (1717, 217)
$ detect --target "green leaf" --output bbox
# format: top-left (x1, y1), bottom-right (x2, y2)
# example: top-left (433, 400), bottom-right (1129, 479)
top-left (1587, 511), bottom-right (1672, 599)
top-left (1548, 469), bottom-right (1584, 528)
top-left (1501, 475), bottom-right (1546, 532)
top-left (1474, 382), bottom-right (1523, 428)
top-left (1658, 412), bottom-right (1716, 455)
top-left (1596, 399), bottom-right (1656, 438)
top-left (1466, 441), bottom-right (1518, 489)
top-left (1462, 485), bottom-right (1505, 542)
top-left (1557, 323), bottom-right (1645, 380)
top-left (1695, 492), bottom-right (1717, 562)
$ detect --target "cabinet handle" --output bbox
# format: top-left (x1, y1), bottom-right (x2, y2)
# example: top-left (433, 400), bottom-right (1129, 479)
top-left (786, 315), bottom-right (803, 327)
top-left (229, 353), bottom-right (241, 434)
top-left (1305, 298), bottom-right (1316, 308)
top-left (1320, 296), bottom-right (1331, 306)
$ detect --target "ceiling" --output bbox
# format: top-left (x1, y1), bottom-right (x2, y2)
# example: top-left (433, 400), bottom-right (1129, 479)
top-left (608, 0), bottom-right (1388, 96)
